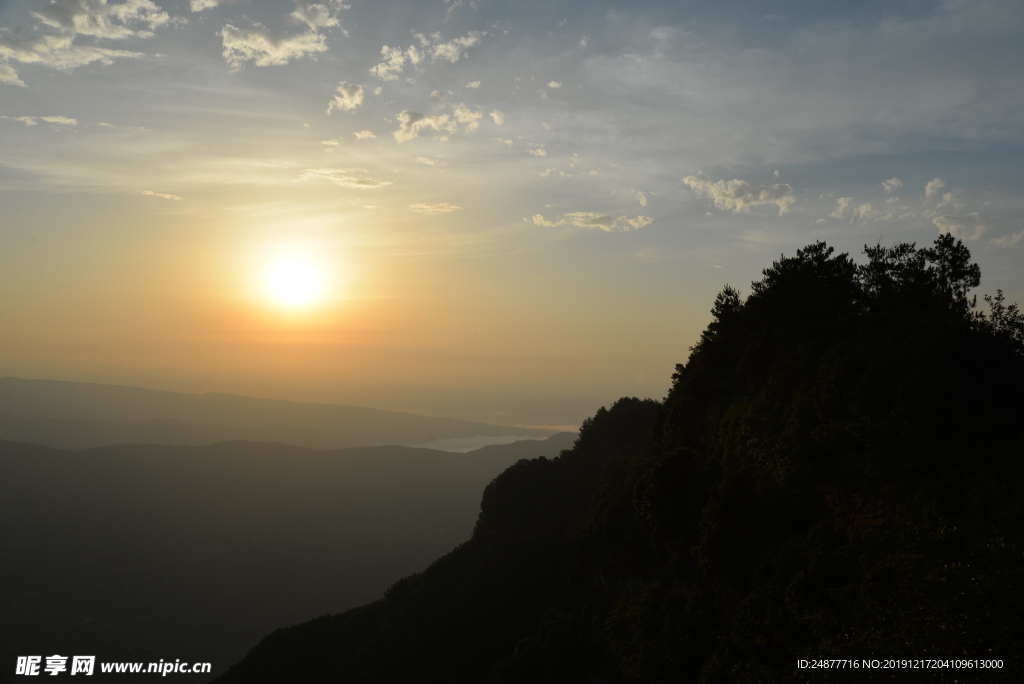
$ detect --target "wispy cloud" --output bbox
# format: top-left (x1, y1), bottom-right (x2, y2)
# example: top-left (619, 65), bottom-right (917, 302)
top-left (298, 168), bottom-right (391, 188)
top-left (220, 24), bottom-right (328, 70)
top-left (393, 110), bottom-right (449, 143)
top-left (370, 31), bottom-right (484, 81)
top-left (410, 202), bottom-right (461, 214)
top-left (0, 0), bottom-right (174, 87)
top-left (141, 190), bottom-right (181, 200)
top-left (683, 172), bottom-right (795, 216)
top-left (529, 212), bottom-right (653, 231)
top-left (933, 213), bottom-right (986, 240)
top-left (326, 81), bottom-right (364, 114)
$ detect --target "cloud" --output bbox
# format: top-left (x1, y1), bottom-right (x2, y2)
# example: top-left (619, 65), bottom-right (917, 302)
top-left (0, 0), bottom-right (172, 87)
top-left (925, 178), bottom-right (946, 200)
top-left (415, 157), bottom-right (441, 165)
top-left (326, 81), bottom-right (364, 114)
top-left (495, 138), bottom-right (513, 146)
top-left (528, 212), bottom-right (653, 231)
top-left (40, 115), bottom-right (77, 125)
top-left (990, 229), bottom-right (1024, 248)
top-left (489, 110), bottom-right (504, 126)
top-left (353, 129), bottom-right (375, 140)
top-left (220, 24), bottom-right (327, 69)
top-left (141, 190), bottom-right (181, 200)
top-left (298, 168), bottom-right (391, 188)
top-left (829, 196), bottom-right (853, 218)
top-left (547, 81), bottom-right (561, 88)
top-left (322, 138), bottom-right (340, 150)
top-left (290, 0), bottom-right (345, 31)
top-left (452, 103), bottom-right (482, 133)
top-left (431, 31), bottom-right (484, 62)
top-left (1, 115), bottom-right (39, 125)
top-left (393, 110), bottom-right (449, 143)
top-left (881, 177), bottom-right (903, 194)
top-left (933, 213), bottom-right (986, 240)
top-left (579, 36), bottom-right (588, 47)
top-left (31, 0), bottom-right (172, 40)
top-left (370, 31), bottom-right (484, 80)
top-left (430, 90), bottom-right (445, 106)
top-left (465, 80), bottom-right (480, 88)
top-left (637, 191), bottom-right (648, 207)
top-left (190, 0), bottom-right (225, 10)
top-left (410, 202), bottom-right (461, 214)
top-left (683, 172), bottom-right (796, 216)
top-left (527, 145), bottom-right (547, 157)
top-left (854, 203), bottom-right (874, 220)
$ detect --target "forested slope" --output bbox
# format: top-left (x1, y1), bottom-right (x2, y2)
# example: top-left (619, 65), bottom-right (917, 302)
top-left (216, 236), bottom-right (1023, 684)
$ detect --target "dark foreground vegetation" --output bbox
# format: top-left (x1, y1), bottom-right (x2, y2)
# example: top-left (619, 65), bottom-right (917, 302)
top-left (216, 235), bottom-right (1024, 683)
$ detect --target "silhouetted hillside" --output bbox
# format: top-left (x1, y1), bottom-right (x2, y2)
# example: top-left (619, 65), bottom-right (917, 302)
top-left (0, 432), bottom-right (575, 683)
top-left (215, 236), bottom-right (1023, 684)
top-left (0, 378), bottom-right (555, 448)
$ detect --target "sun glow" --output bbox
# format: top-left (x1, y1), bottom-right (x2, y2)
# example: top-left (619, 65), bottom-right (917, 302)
top-left (263, 253), bottom-right (328, 307)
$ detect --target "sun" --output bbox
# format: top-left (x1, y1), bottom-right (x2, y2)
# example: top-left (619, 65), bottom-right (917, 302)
top-left (263, 254), bottom-right (327, 307)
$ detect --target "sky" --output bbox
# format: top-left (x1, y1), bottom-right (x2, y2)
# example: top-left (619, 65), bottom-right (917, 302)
top-left (1, 0), bottom-right (1022, 428)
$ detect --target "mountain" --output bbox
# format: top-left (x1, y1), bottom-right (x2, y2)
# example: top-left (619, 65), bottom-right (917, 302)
top-left (213, 236), bottom-right (1024, 684)
top-left (0, 432), bottom-right (576, 683)
top-left (0, 377), bottom-right (556, 448)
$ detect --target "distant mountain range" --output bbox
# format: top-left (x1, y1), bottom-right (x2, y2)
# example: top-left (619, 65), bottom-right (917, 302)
top-left (0, 432), bottom-right (577, 683)
top-left (0, 377), bottom-right (556, 450)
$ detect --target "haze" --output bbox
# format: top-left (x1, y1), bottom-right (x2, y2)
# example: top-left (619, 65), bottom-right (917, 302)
top-left (2, 0), bottom-right (1023, 427)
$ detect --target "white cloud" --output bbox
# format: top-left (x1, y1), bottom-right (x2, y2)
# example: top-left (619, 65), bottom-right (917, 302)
top-left (432, 31), bottom-right (483, 62)
top-left (326, 81), bottom-right (364, 114)
top-left (415, 157), bottom-right (441, 165)
top-left (290, 0), bottom-right (344, 31)
top-left (990, 229), bottom-right (1024, 248)
top-left (683, 172), bottom-right (796, 216)
top-left (528, 145), bottom-right (546, 157)
top-left (140, 190), bottom-right (181, 200)
top-left (529, 212), bottom-right (653, 231)
top-left (221, 24), bottom-right (327, 69)
top-left (579, 35), bottom-right (588, 47)
top-left (189, 0), bottom-right (233, 10)
top-left (854, 203), bottom-right (874, 220)
top-left (1, 115), bottom-right (39, 125)
top-left (410, 202), bottom-right (461, 214)
top-left (465, 80), bottom-right (480, 88)
top-left (933, 213), bottom-right (986, 240)
top-left (39, 115), bottom-right (78, 125)
top-left (829, 196), bottom-right (853, 218)
top-left (430, 90), bottom-right (446, 106)
top-left (298, 167), bottom-right (391, 188)
top-left (393, 110), bottom-right (449, 142)
top-left (489, 110), bottom-right (504, 126)
top-left (547, 81), bottom-right (561, 88)
top-left (452, 103), bottom-right (482, 133)
top-left (925, 178), bottom-right (946, 200)
top-left (370, 31), bottom-right (484, 81)
top-left (322, 138), bottom-right (340, 150)
top-left (370, 45), bottom-right (406, 80)
top-left (495, 138), bottom-right (513, 146)
top-left (0, 0), bottom-right (171, 87)
top-left (637, 191), bottom-right (647, 207)
top-left (32, 0), bottom-right (172, 40)
top-left (373, 86), bottom-right (382, 95)
top-left (881, 177), bottom-right (903, 194)
top-left (353, 129), bottom-right (376, 140)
